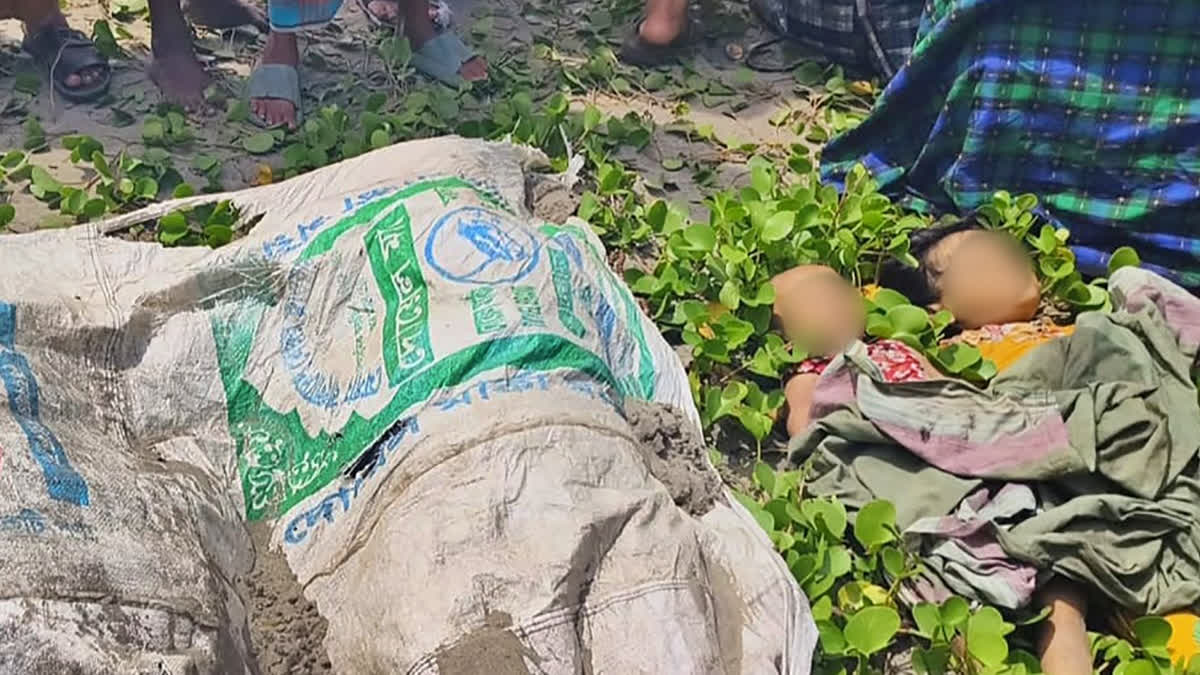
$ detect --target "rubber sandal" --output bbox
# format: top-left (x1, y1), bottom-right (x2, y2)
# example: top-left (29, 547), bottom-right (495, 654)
top-left (21, 25), bottom-right (111, 104)
top-left (246, 63), bottom-right (302, 127)
top-left (619, 18), bottom-right (699, 68)
top-left (410, 32), bottom-right (480, 87)
top-left (745, 37), bottom-right (815, 73)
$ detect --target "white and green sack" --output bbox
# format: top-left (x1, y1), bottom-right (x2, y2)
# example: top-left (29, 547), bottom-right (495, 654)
top-left (0, 137), bottom-right (815, 674)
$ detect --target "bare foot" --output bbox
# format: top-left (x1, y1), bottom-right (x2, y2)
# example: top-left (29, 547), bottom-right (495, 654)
top-left (365, 0), bottom-right (400, 22)
top-left (61, 64), bottom-right (109, 91)
top-left (148, 49), bottom-right (212, 110)
top-left (182, 0), bottom-right (268, 31)
top-left (250, 31), bottom-right (300, 128)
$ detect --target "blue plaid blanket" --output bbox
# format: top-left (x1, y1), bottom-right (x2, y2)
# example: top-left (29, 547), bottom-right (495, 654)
top-left (822, 0), bottom-right (1200, 286)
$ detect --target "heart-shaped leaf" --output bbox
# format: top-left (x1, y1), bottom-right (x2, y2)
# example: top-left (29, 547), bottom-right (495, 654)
top-left (1132, 616), bottom-right (1172, 649)
top-left (761, 211), bottom-right (795, 242)
top-left (242, 132), bottom-right (276, 154)
top-left (843, 606), bottom-right (900, 656)
top-left (886, 304), bottom-right (929, 335)
top-left (966, 607), bottom-right (1010, 666)
top-left (854, 500), bottom-right (897, 549)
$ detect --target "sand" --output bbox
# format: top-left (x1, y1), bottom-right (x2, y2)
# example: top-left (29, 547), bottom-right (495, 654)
top-left (238, 522), bottom-right (333, 675)
top-left (626, 399), bottom-right (725, 517)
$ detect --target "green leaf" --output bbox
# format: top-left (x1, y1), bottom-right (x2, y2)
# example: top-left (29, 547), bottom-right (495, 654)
top-left (82, 198), bottom-right (107, 219)
top-left (826, 546), bottom-right (852, 578)
top-left (912, 603), bottom-right (942, 638)
top-left (370, 128), bottom-right (391, 149)
top-left (204, 224), bottom-right (234, 247)
top-left (719, 280), bottom-right (740, 310)
top-left (661, 158), bottom-right (684, 171)
top-left (761, 211), bottom-right (795, 242)
top-left (1119, 660), bottom-right (1159, 675)
top-left (30, 165), bottom-right (62, 193)
top-left (913, 646), bottom-right (951, 675)
top-left (192, 154), bottom-right (219, 173)
top-left (966, 607), bottom-right (1010, 667)
top-left (1108, 246), bottom-right (1141, 276)
top-left (682, 224), bottom-right (716, 251)
top-left (1132, 616), bottom-right (1172, 649)
top-left (811, 595), bottom-right (833, 622)
top-left (136, 177), bottom-right (159, 200)
top-left (226, 99), bottom-right (251, 123)
top-left (142, 118), bottom-right (166, 143)
top-left (935, 343), bottom-right (983, 375)
top-left (843, 606), bottom-right (901, 656)
top-left (881, 546), bottom-right (905, 578)
top-left (158, 211), bottom-right (188, 234)
top-left (871, 288), bottom-right (909, 310)
top-left (735, 407), bottom-right (774, 442)
top-left (885, 304), bottom-right (929, 335)
top-left (853, 500), bottom-right (897, 549)
top-left (644, 71), bottom-right (668, 91)
top-left (752, 461), bottom-right (775, 495)
top-left (242, 132), bottom-right (276, 154)
top-left (1, 150), bottom-right (26, 169)
top-left (62, 189), bottom-right (87, 214)
top-left (159, 229), bottom-right (189, 246)
top-left (940, 597), bottom-right (969, 628)
top-left (816, 620), bottom-right (847, 655)
top-left (0, 204), bottom-right (15, 227)
top-left (365, 92), bottom-right (388, 112)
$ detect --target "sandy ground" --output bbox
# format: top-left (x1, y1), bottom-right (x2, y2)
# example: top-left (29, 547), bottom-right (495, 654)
top-left (0, 0), bottom-right (834, 232)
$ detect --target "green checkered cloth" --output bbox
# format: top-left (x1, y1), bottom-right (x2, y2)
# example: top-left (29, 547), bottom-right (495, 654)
top-left (822, 0), bottom-right (1200, 286)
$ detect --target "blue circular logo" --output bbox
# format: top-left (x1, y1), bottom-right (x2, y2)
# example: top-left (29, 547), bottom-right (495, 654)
top-left (424, 206), bottom-right (540, 285)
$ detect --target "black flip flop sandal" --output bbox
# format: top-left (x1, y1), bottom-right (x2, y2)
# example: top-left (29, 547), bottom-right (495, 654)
top-left (22, 25), bottom-right (112, 104)
top-left (619, 18), bottom-right (700, 68)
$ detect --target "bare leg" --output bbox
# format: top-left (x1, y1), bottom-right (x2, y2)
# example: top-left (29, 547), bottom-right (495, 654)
top-left (639, 0), bottom-right (688, 45)
top-left (359, 0), bottom-right (444, 26)
top-left (182, 0), bottom-right (268, 31)
top-left (147, 0), bottom-right (212, 109)
top-left (1038, 580), bottom-right (1092, 675)
top-left (400, 0), bottom-right (485, 81)
top-left (249, 30), bottom-right (300, 128)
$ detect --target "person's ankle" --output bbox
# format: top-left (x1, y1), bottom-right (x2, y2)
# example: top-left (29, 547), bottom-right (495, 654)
top-left (25, 9), bottom-right (68, 35)
top-left (261, 32), bottom-right (299, 62)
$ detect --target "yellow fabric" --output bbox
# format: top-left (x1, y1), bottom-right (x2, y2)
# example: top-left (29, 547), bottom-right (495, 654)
top-left (948, 319), bottom-right (1075, 373)
top-left (1166, 612), bottom-right (1199, 664)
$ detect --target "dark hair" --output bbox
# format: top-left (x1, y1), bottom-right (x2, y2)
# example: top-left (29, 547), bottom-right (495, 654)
top-left (877, 216), bottom-right (983, 307)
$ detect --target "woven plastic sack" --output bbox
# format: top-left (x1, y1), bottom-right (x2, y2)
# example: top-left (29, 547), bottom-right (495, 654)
top-left (0, 137), bottom-right (815, 674)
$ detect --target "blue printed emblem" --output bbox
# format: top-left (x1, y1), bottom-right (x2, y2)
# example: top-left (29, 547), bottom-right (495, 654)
top-left (424, 206), bottom-right (541, 285)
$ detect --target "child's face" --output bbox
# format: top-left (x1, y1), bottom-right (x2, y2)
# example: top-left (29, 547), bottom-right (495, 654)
top-left (927, 230), bottom-right (1041, 329)
top-left (772, 266), bottom-right (866, 356)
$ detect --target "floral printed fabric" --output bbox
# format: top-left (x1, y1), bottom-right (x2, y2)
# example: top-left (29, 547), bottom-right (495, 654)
top-left (797, 339), bottom-right (926, 382)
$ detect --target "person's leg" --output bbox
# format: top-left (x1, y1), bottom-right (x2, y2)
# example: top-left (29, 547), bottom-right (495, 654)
top-left (181, 0), bottom-right (267, 31)
top-left (638, 0), bottom-right (688, 46)
top-left (147, 0), bottom-right (212, 109)
top-left (8, 0), bottom-right (110, 97)
top-left (249, 30), bottom-right (301, 127)
top-left (399, 0), bottom-right (485, 81)
top-left (1038, 580), bottom-right (1092, 675)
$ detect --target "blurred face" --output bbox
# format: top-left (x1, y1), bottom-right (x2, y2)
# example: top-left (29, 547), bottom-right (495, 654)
top-left (772, 265), bottom-right (866, 356)
top-left (928, 230), bottom-right (1041, 329)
